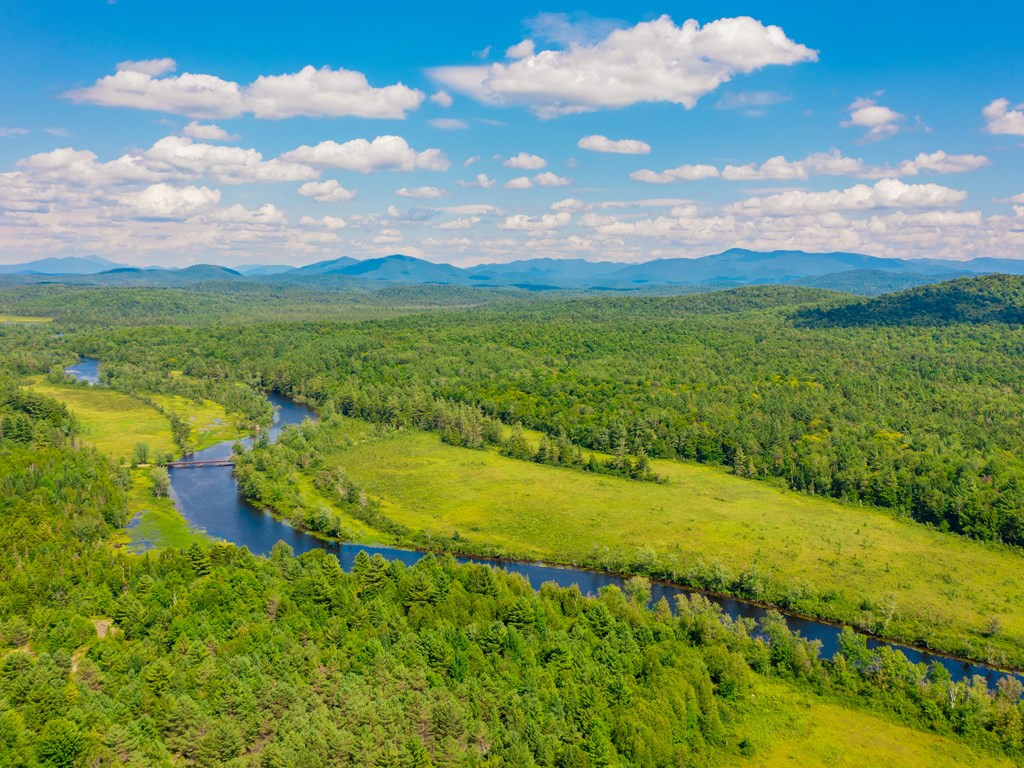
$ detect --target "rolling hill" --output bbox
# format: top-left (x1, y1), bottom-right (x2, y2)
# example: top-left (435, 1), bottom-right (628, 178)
top-left (795, 274), bottom-right (1024, 325)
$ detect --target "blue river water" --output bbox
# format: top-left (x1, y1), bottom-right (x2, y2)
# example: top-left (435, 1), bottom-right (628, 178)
top-left (64, 356), bottom-right (101, 385)
top-left (65, 358), bottom-right (1023, 690)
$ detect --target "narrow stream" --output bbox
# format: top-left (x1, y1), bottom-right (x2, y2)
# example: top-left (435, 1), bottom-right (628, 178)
top-left (66, 358), bottom-right (1024, 690)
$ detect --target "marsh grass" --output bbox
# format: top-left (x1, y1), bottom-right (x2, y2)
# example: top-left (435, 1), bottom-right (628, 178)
top-left (323, 416), bottom-right (1024, 668)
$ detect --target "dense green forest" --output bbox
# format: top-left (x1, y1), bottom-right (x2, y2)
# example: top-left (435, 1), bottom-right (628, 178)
top-left (797, 274), bottom-right (1024, 326)
top-left (62, 281), bottom-right (1024, 548)
top-left (2, 382), bottom-right (1023, 766)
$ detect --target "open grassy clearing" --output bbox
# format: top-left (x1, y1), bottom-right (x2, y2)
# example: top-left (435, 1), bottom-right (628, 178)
top-left (0, 314), bottom-right (52, 323)
top-left (27, 378), bottom-right (178, 459)
top-left (322, 416), bottom-right (1024, 668)
top-left (730, 681), bottom-right (1015, 768)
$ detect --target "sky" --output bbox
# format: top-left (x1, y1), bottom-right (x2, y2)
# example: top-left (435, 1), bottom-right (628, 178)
top-left (0, 0), bottom-right (1022, 268)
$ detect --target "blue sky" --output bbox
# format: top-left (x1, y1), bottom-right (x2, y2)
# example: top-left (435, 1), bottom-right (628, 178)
top-left (1, 0), bottom-right (1022, 267)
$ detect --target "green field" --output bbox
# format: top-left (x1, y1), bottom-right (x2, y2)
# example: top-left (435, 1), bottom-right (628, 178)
top-left (27, 379), bottom-right (179, 459)
top-left (731, 682), bottom-right (1015, 767)
top-left (320, 416), bottom-right (1024, 669)
top-left (0, 314), bottom-right (52, 323)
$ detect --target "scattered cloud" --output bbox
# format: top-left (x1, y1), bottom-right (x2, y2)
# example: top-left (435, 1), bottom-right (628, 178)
top-left (631, 164), bottom-right (720, 183)
top-left (116, 58), bottom-right (176, 77)
top-left (0, 128), bottom-right (29, 138)
top-left (498, 211), bottom-right (572, 230)
top-left (429, 15), bottom-right (817, 118)
top-left (458, 173), bottom-right (495, 188)
top-left (436, 216), bottom-right (481, 230)
top-left (632, 149), bottom-right (988, 184)
top-left (842, 97), bottom-right (903, 140)
top-left (983, 98), bottom-right (1024, 135)
top-left (297, 179), bottom-right (356, 203)
top-left (182, 121), bottom-right (238, 141)
top-left (280, 136), bottom-right (449, 172)
top-left (429, 118), bottom-right (469, 130)
top-left (889, 150), bottom-right (989, 176)
top-left (68, 62), bottom-right (424, 120)
top-left (534, 171), bottom-right (571, 186)
top-left (396, 186), bottom-right (447, 199)
top-left (430, 90), bottom-right (453, 108)
top-left (728, 179), bottom-right (967, 215)
top-left (504, 152), bottom-right (546, 169)
top-left (504, 176), bottom-right (533, 189)
top-left (551, 197), bottom-right (585, 211)
top-left (141, 136), bottom-right (316, 184)
top-left (506, 40), bottom-right (535, 59)
top-left (578, 135), bottom-right (651, 154)
top-left (440, 204), bottom-right (501, 215)
top-left (300, 214), bottom-right (347, 229)
top-left (201, 203), bottom-right (287, 225)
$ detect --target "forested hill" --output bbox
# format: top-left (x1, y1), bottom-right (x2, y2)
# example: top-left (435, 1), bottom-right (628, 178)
top-left (794, 274), bottom-right (1024, 326)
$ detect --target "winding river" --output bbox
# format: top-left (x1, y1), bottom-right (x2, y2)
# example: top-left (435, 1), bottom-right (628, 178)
top-left (66, 357), bottom-right (1024, 690)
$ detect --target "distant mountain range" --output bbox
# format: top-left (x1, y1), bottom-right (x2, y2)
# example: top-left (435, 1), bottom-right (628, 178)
top-left (3, 248), bottom-right (1024, 293)
top-left (0, 255), bottom-right (126, 275)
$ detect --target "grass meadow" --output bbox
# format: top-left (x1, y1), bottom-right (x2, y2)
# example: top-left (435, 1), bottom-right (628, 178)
top-left (28, 379), bottom-right (179, 459)
top-left (730, 681), bottom-right (1015, 767)
top-left (321, 416), bottom-right (1024, 669)
top-left (0, 314), bottom-right (52, 323)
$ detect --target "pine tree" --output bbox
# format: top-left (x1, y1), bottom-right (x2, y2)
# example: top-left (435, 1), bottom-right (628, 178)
top-left (186, 542), bottom-right (212, 577)
top-left (401, 738), bottom-right (432, 768)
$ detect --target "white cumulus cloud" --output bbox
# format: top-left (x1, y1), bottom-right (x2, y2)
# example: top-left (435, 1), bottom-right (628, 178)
top-left (506, 40), bottom-right (536, 59)
top-left (458, 173), bottom-right (495, 188)
top-left (430, 90), bottom-right (454, 108)
top-left (280, 136), bottom-right (449, 172)
top-left (504, 152), bottom-right (547, 169)
top-left (983, 98), bottom-right (1024, 135)
top-left (396, 186), bottom-right (447, 198)
top-left (300, 214), bottom-right (347, 229)
top-left (729, 179), bottom-right (967, 216)
top-left (429, 15), bottom-right (817, 118)
top-left (182, 121), bottom-right (238, 141)
top-left (842, 97), bottom-right (903, 140)
top-left (498, 212), bottom-right (572, 230)
top-left (630, 164), bottom-right (720, 183)
top-left (551, 197), bottom-right (585, 211)
top-left (504, 176), bottom-right (533, 189)
top-left (142, 136), bottom-right (316, 184)
top-left (122, 183), bottom-right (221, 218)
top-left (297, 180), bottom-right (356, 203)
top-left (68, 62), bottom-right (424, 120)
top-left (534, 171), bottom-right (571, 186)
top-left (891, 150), bottom-right (989, 176)
top-left (578, 135), bottom-right (651, 154)
top-left (116, 58), bottom-right (177, 76)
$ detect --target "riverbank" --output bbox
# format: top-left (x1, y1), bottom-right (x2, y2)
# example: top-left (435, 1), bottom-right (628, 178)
top-left (46, 362), bottom-right (1024, 684)
top-left (278, 413), bottom-right (1024, 673)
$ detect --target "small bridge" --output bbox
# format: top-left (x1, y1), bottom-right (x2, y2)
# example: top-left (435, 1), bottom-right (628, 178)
top-left (166, 459), bottom-right (235, 468)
